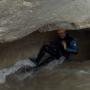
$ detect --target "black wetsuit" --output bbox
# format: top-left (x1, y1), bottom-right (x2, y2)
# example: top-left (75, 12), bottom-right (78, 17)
top-left (35, 33), bottom-right (78, 66)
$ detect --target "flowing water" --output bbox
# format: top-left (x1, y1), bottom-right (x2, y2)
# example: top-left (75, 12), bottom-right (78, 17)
top-left (0, 60), bottom-right (90, 90)
top-left (0, 30), bottom-right (90, 90)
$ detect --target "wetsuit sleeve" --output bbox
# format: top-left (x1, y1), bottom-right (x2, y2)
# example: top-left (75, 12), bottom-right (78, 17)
top-left (65, 39), bottom-right (79, 54)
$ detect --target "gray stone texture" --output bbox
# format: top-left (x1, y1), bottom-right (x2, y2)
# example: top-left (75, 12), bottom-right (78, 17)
top-left (0, 0), bottom-right (90, 42)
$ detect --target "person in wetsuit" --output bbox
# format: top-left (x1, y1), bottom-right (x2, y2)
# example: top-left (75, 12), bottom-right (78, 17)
top-left (31, 28), bottom-right (79, 67)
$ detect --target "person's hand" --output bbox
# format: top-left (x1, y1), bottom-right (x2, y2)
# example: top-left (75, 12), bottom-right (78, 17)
top-left (62, 41), bottom-right (67, 49)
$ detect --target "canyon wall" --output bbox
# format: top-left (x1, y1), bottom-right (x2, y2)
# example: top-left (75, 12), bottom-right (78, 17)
top-left (0, 0), bottom-right (90, 42)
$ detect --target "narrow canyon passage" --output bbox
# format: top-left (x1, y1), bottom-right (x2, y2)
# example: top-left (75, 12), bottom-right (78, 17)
top-left (0, 29), bottom-right (90, 90)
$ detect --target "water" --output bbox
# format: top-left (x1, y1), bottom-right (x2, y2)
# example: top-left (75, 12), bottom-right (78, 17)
top-left (0, 59), bottom-right (90, 90)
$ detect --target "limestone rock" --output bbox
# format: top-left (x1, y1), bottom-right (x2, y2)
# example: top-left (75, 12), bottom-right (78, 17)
top-left (0, 0), bottom-right (90, 42)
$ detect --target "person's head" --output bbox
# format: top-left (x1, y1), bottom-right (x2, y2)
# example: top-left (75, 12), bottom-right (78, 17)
top-left (56, 27), bottom-right (67, 39)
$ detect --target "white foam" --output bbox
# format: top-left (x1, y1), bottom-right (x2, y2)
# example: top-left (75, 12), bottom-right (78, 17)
top-left (45, 56), bottom-right (65, 70)
top-left (15, 59), bottom-right (36, 67)
top-left (0, 59), bottom-right (36, 84)
top-left (0, 57), bottom-right (65, 84)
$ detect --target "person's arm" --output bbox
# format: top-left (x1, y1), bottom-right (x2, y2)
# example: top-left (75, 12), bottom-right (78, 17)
top-left (64, 39), bottom-right (79, 54)
top-left (66, 39), bottom-right (79, 54)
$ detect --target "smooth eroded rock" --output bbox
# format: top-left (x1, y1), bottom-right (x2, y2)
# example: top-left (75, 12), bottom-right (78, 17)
top-left (0, 0), bottom-right (90, 42)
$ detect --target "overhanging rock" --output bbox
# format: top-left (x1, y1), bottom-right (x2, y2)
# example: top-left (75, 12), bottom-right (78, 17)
top-left (0, 0), bottom-right (90, 42)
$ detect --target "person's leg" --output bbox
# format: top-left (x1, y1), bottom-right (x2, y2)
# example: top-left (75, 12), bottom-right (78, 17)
top-left (62, 51), bottom-right (71, 61)
top-left (36, 45), bottom-right (59, 65)
top-left (36, 45), bottom-right (63, 66)
top-left (38, 56), bottom-right (55, 67)
top-left (45, 46), bottom-right (61, 59)
top-left (36, 45), bottom-right (49, 65)
top-left (39, 47), bottom-right (62, 66)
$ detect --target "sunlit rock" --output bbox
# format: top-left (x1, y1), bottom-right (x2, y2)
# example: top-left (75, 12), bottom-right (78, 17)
top-left (0, 0), bottom-right (90, 42)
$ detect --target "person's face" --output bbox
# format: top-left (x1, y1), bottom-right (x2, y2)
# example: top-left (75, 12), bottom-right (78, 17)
top-left (57, 30), bottom-right (66, 39)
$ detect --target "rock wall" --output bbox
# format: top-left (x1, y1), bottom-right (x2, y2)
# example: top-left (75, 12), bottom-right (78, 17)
top-left (0, 0), bottom-right (90, 42)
